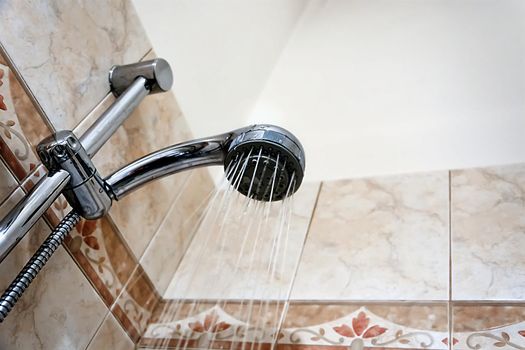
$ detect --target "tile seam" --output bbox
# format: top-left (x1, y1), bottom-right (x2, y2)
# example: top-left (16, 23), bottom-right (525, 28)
top-left (448, 170), bottom-right (452, 350)
top-left (83, 309), bottom-right (112, 350)
top-left (285, 181), bottom-right (322, 302)
top-left (0, 40), bottom-right (55, 133)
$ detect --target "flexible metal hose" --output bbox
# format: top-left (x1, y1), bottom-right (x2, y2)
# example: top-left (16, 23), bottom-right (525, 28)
top-left (0, 210), bottom-right (80, 322)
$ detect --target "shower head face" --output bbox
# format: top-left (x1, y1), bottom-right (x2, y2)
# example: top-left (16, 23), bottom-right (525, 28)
top-left (224, 125), bottom-right (305, 201)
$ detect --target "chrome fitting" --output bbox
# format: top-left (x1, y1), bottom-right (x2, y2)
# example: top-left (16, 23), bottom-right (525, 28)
top-left (37, 131), bottom-right (111, 219)
top-left (109, 58), bottom-right (173, 97)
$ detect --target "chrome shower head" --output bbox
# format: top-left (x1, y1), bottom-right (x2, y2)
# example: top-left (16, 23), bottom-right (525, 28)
top-left (224, 125), bottom-right (305, 201)
top-left (105, 124), bottom-right (305, 202)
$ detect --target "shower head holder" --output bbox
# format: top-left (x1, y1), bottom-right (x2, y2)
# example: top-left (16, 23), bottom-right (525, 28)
top-left (0, 57), bottom-right (305, 272)
top-left (0, 57), bottom-right (306, 323)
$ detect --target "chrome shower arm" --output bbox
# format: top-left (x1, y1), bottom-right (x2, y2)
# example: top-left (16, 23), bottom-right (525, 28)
top-left (105, 133), bottom-right (232, 199)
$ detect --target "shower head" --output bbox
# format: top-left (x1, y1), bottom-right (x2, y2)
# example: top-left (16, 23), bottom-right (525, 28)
top-left (105, 124), bottom-right (305, 202)
top-left (224, 125), bottom-right (305, 201)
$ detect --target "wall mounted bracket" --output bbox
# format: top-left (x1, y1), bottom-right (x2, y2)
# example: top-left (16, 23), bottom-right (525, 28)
top-left (0, 58), bottom-right (173, 263)
top-left (0, 58), bottom-right (173, 322)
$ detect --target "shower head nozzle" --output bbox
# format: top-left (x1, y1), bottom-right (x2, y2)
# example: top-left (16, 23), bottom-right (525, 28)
top-left (224, 125), bottom-right (305, 202)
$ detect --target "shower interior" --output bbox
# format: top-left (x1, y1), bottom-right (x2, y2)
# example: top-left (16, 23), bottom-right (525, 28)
top-left (140, 159), bottom-right (304, 349)
top-left (0, 57), bottom-right (306, 345)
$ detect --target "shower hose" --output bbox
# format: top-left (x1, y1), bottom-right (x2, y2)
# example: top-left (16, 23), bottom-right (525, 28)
top-left (0, 210), bottom-right (80, 323)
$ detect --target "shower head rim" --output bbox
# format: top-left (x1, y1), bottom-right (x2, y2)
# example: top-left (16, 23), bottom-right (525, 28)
top-left (223, 124), bottom-right (305, 201)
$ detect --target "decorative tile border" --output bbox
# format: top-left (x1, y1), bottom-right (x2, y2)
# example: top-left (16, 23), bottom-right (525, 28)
top-left (141, 302), bottom-right (284, 349)
top-left (140, 302), bottom-right (525, 350)
top-left (0, 59), bottom-right (49, 182)
top-left (113, 266), bottom-right (162, 343)
top-left (140, 303), bottom-right (449, 350)
top-left (452, 304), bottom-right (525, 349)
top-left (280, 307), bottom-right (448, 350)
top-left (453, 322), bottom-right (525, 349)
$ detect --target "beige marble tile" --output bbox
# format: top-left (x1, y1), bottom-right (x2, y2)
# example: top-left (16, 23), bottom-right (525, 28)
top-left (82, 82), bottom-right (195, 260)
top-left (452, 164), bottom-right (525, 300)
top-left (141, 168), bottom-right (215, 296)
top-left (164, 181), bottom-right (320, 300)
top-left (0, 0), bottom-right (151, 130)
top-left (291, 171), bottom-right (449, 301)
top-left (87, 313), bottom-right (134, 350)
top-left (0, 189), bottom-right (107, 350)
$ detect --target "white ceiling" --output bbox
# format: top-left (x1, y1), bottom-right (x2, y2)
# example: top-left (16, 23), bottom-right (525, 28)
top-left (135, 0), bottom-right (525, 182)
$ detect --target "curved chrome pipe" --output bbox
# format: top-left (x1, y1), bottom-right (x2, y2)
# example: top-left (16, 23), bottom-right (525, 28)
top-left (105, 132), bottom-right (235, 199)
top-left (105, 124), bottom-right (306, 201)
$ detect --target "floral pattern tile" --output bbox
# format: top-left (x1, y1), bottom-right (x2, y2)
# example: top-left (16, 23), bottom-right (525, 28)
top-left (140, 302), bottom-right (449, 350)
top-left (291, 171), bottom-right (449, 301)
top-left (280, 302), bottom-right (449, 350)
top-left (279, 306), bottom-right (449, 350)
top-left (141, 302), bottom-right (285, 349)
top-left (452, 164), bottom-right (525, 300)
top-left (0, 190), bottom-right (107, 349)
top-left (112, 266), bottom-right (162, 343)
top-left (65, 215), bottom-right (138, 308)
top-left (0, 59), bottom-right (50, 182)
top-left (0, 0), bottom-right (151, 131)
top-left (38, 187), bottom-right (140, 311)
top-left (0, 157), bottom-right (18, 204)
top-left (452, 304), bottom-right (525, 349)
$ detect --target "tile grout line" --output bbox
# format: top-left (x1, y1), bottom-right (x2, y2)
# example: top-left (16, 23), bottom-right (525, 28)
top-left (271, 182), bottom-right (323, 349)
top-left (83, 309), bottom-right (112, 350)
top-left (136, 171), bottom-right (193, 265)
top-left (0, 156), bottom-right (21, 202)
top-left (110, 263), bottom-right (141, 338)
top-left (275, 182), bottom-right (323, 339)
top-left (274, 300), bottom-right (290, 350)
top-left (287, 182), bottom-right (322, 300)
top-left (448, 170), bottom-right (453, 350)
top-left (0, 41), bottom-right (55, 133)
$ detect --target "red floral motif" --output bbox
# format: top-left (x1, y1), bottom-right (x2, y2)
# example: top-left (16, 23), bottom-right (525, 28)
top-left (70, 219), bottom-right (100, 252)
top-left (0, 68), bottom-right (6, 111)
top-left (188, 312), bottom-right (231, 334)
top-left (53, 198), bottom-right (69, 217)
top-left (333, 311), bottom-right (387, 339)
top-left (28, 163), bottom-right (42, 180)
top-left (519, 330), bottom-right (525, 337)
top-left (442, 337), bottom-right (459, 345)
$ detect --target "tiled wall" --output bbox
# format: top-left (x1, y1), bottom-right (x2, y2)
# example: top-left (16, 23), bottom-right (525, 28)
top-left (1, 2), bottom-right (524, 350)
top-left (0, 1), bottom-right (214, 349)
top-left (143, 166), bottom-right (525, 350)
